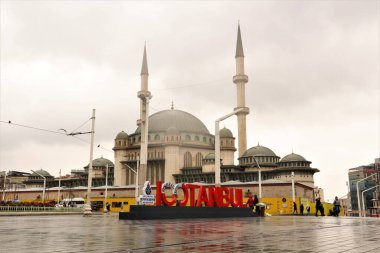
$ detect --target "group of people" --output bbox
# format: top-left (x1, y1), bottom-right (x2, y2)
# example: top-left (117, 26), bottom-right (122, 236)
top-left (293, 202), bottom-right (311, 215)
top-left (292, 197), bottom-right (341, 216)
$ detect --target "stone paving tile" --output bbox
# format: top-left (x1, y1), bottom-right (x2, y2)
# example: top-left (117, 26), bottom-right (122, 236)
top-left (1, 215), bottom-right (380, 252)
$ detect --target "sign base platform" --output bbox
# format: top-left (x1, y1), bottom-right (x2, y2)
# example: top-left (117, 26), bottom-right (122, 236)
top-left (119, 205), bottom-right (258, 220)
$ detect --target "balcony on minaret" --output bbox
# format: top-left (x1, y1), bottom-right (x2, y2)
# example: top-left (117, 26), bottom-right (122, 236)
top-left (233, 74), bottom-right (248, 84)
top-left (137, 90), bottom-right (152, 100)
top-left (234, 106), bottom-right (250, 115)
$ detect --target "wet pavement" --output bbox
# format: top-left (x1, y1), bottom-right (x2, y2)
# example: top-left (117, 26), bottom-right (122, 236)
top-left (0, 214), bottom-right (379, 253)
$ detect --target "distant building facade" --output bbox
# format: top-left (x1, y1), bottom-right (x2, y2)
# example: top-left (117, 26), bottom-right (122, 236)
top-left (348, 161), bottom-right (378, 216)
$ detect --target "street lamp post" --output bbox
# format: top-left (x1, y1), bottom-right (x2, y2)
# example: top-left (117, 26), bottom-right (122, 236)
top-left (291, 172), bottom-right (295, 206)
top-left (214, 108), bottom-right (244, 186)
top-left (124, 161), bottom-right (139, 205)
top-left (361, 185), bottom-right (378, 217)
top-left (104, 164), bottom-right (109, 212)
top-left (57, 169), bottom-right (61, 204)
top-left (2, 171), bottom-right (7, 201)
top-left (250, 156), bottom-right (262, 199)
top-left (356, 173), bottom-right (376, 217)
top-left (31, 170), bottom-right (46, 204)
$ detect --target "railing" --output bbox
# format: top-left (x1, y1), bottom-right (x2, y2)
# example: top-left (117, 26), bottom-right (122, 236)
top-left (0, 206), bottom-right (83, 212)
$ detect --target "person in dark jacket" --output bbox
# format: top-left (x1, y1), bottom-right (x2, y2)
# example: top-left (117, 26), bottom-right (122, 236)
top-left (315, 198), bottom-right (322, 216)
top-left (293, 202), bottom-right (297, 214)
top-left (300, 203), bottom-right (304, 216)
top-left (253, 195), bottom-right (259, 213)
top-left (333, 196), bottom-right (341, 216)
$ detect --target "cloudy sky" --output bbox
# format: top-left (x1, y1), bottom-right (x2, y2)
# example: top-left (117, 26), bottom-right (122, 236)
top-left (0, 1), bottom-right (378, 201)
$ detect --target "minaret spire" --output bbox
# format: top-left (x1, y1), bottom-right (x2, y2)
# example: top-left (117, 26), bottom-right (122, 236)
top-left (235, 24), bottom-right (244, 58)
top-left (141, 44), bottom-right (149, 76)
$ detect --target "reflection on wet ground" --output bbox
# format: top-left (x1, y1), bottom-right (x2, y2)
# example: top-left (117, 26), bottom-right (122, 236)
top-left (0, 214), bottom-right (379, 252)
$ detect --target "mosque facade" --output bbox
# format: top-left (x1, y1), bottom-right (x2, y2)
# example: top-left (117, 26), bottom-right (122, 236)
top-left (113, 25), bottom-right (319, 188)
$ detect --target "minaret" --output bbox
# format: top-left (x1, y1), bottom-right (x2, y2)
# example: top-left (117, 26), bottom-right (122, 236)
top-left (233, 24), bottom-right (250, 158)
top-left (137, 45), bottom-right (152, 189)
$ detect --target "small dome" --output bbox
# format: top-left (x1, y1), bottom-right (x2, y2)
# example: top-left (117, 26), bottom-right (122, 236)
top-left (115, 131), bottom-right (128, 139)
top-left (280, 153), bottom-right (307, 162)
top-left (32, 169), bottom-right (52, 177)
top-left (86, 157), bottom-right (114, 168)
top-left (204, 153), bottom-right (215, 160)
top-left (220, 127), bottom-right (233, 138)
top-left (242, 145), bottom-right (277, 158)
top-left (166, 126), bottom-right (179, 135)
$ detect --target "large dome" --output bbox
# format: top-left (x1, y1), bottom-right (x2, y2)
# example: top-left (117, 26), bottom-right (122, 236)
top-left (241, 145), bottom-right (277, 158)
top-left (135, 109), bottom-right (210, 135)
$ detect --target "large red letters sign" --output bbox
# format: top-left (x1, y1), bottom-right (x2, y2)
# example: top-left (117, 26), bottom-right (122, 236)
top-left (156, 181), bottom-right (245, 208)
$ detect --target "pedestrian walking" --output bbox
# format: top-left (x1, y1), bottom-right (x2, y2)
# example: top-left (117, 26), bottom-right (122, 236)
top-left (293, 202), bottom-right (297, 214)
top-left (315, 197), bottom-right (322, 216)
top-left (333, 196), bottom-right (341, 217)
top-left (300, 203), bottom-right (304, 216)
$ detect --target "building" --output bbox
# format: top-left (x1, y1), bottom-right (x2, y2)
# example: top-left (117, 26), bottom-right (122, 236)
top-left (113, 24), bottom-right (320, 194)
top-left (348, 162), bottom-right (378, 216)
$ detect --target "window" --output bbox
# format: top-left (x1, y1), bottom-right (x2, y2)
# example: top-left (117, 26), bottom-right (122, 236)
top-left (203, 137), bottom-right (207, 142)
top-left (185, 135), bottom-right (191, 141)
top-left (184, 152), bottom-right (192, 167)
top-left (195, 153), bottom-right (203, 167)
top-left (195, 136), bottom-right (200, 141)
top-left (155, 134), bottom-right (160, 140)
top-left (112, 202), bottom-right (123, 208)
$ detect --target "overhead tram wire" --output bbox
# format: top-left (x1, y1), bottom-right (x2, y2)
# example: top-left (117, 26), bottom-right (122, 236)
top-left (1, 120), bottom-right (114, 153)
top-left (0, 120), bottom-right (67, 136)
top-left (69, 117), bottom-right (92, 134)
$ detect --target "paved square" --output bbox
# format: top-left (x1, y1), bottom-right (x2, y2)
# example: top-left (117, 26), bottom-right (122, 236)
top-left (0, 215), bottom-right (379, 252)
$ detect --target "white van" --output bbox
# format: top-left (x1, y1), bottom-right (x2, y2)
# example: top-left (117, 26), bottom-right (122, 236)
top-left (56, 197), bottom-right (85, 208)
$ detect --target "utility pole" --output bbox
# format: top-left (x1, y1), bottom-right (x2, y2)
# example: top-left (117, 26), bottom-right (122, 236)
top-left (84, 109), bottom-right (96, 215)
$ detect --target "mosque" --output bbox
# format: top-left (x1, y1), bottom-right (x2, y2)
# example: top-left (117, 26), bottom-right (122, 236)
top-left (112, 24), bottom-right (319, 189)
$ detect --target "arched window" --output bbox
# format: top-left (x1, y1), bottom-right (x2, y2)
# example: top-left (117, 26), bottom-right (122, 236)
top-left (203, 137), bottom-right (207, 142)
top-left (148, 135), bottom-right (151, 141)
top-left (185, 135), bottom-right (191, 141)
top-left (184, 152), bottom-right (192, 167)
top-left (138, 136), bottom-right (141, 142)
top-left (195, 152), bottom-right (203, 167)
top-left (195, 136), bottom-right (200, 141)
top-left (154, 134), bottom-right (160, 140)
